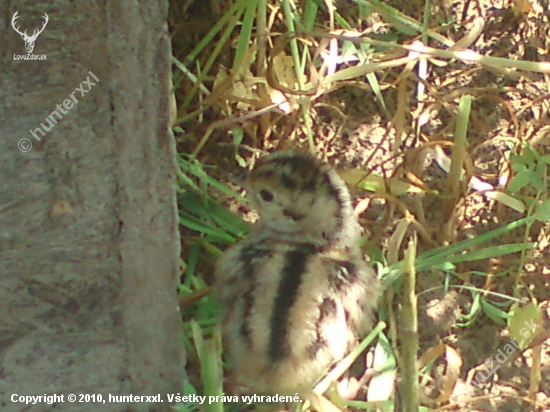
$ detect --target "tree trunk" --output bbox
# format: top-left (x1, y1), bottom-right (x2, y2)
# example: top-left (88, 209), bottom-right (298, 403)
top-left (0, 2), bottom-right (185, 411)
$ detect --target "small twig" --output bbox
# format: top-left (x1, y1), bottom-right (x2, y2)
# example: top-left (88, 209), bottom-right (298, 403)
top-left (192, 102), bottom-right (279, 157)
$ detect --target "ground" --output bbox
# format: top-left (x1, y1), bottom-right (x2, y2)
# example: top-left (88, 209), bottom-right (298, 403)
top-left (170, 0), bottom-right (550, 411)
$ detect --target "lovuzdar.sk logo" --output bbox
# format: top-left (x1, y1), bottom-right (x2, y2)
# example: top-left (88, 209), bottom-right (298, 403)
top-left (12, 10), bottom-right (49, 60)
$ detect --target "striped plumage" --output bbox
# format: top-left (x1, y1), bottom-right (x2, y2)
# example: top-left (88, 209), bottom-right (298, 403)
top-left (216, 151), bottom-right (381, 396)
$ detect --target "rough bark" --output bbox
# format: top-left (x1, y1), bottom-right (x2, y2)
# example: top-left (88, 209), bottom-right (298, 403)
top-left (0, 2), bottom-right (185, 411)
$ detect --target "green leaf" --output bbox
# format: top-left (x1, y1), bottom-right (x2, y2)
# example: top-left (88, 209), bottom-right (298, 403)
top-left (481, 299), bottom-right (508, 325)
top-left (511, 163), bottom-right (528, 173)
top-left (232, 126), bottom-right (244, 146)
top-left (508, 302), bottom-right (542, 349)
top-left (449, 243), bottom-right (535, 262)
top-left (507, 173), bottom-right (531, 192)
top-left (535, 199), bottom-right (550, 222)
top-left (528, 171), bottom-right (545, 192)
top-left (457, 293), bottom-right (480, 327)
top-left (235, 154), bottom-right (247, 168)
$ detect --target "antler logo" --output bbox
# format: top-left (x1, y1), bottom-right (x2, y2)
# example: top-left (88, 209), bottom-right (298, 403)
top-left (11, 11), bottom-right (49, 54)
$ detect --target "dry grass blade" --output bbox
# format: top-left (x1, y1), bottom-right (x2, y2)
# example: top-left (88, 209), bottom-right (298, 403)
top-left (446, 94), bottom-right (471, 222)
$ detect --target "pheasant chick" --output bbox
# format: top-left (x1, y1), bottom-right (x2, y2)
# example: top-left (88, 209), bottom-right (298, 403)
top-left (216, 151), bottom-right (381, 397)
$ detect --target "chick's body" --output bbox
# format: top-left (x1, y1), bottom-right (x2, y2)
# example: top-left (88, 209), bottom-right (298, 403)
top-left (216, 151), bottom-right (381, 396)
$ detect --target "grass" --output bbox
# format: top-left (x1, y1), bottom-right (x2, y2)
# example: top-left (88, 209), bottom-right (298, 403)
top-left (170, 0), bottom-right (550, 410)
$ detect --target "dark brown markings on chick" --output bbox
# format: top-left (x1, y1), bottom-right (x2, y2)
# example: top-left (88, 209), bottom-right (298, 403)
top-left (255, 169), bottom-right (275, 183)
top-left (238, 243), bottom-right (272, 280)
top-left (344, 308), bottom-right (356, 332)
top-left (327, 260), bottom-right (359, 292)
top-left (306, 334), bottom-right (327, 359)
top-left (302, 175), bottom-right (319, 192)
top-left (339, 261), bottom-right (359, 280)
top-left (237, 244), bottom-right (271, 348)
top-left (268, 244), bottom-right (316, 363)
top-left (283, 209), bottom-right (305, 221)
top-left (319, 297), bottom-right (338, 319)
top-left (266, 153), bottom-right (318, 172)
top-left (344, 308), bottom-right (351, 322)
top-left (263, 154), bottom-right (323, 192)
top-left (280, 169), bottom-right (319, 193)
top-left (280, 174), bottom-right (298, 190)
top-left (306, 298), bottom-right (338, 359)
top-left (239, 286), bottom-right (255, 348)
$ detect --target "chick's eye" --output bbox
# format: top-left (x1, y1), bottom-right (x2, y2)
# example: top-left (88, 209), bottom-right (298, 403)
top-left (259, 189), bottom-right (274, 202)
